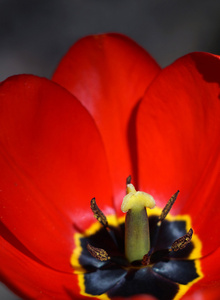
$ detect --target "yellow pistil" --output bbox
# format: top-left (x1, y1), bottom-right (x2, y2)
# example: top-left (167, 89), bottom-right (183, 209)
top-left (121, 183), bottom-right (155, 263)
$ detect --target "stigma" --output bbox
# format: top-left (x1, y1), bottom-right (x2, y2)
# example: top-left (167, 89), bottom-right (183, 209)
top-left (121, 183), bottom-right (155, 212)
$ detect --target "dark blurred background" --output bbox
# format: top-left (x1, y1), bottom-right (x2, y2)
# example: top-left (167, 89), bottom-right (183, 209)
top-left (1, 0), bottom-right (220, 82)
top-left (0, 0), bottom-right (220, 298)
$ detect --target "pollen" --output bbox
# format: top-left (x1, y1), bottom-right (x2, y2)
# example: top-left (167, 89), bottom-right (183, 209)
top-left (87, 243), bottom-right (110, 261)
top-left (171, 228), bottom-right (193, 252)
top-left (90, 197), bottom-right (108, 227)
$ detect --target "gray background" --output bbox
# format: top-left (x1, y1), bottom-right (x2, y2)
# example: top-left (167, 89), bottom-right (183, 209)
top-left (0, 0), bottom-right (220, 299)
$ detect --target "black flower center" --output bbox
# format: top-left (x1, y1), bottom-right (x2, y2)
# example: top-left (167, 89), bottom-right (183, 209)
top-left (72, 208), bottom-right (203, 300)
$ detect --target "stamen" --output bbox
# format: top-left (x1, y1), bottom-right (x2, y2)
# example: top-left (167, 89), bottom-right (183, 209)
top-left (142, 249), bottom-right (153, 266)
top-left (87, 243), bottom-right (110, 261)
top-left (171, 228), bottom-right (193, 252)
top-left (90, 198), bottom-right (120, 249)
top-left (158, 190), bottom-right (179, 225)
top-left (90, 197), bottom-right (108, 228)
top-left (126, 175), bottom-right (132, 185)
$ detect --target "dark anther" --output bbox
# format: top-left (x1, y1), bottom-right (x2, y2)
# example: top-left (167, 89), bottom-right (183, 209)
top-left (158, 190), bottom-right (179, 223)
top-left (126, 175), bottom-right (132, 185)
top-left (142, 249), bottom-right (153, 266)
top-left (87, 243), bottom-right (110, 261)
top-left (171, 228), bottom-right (193, 252)
top-left (90, 198), bottom-right (108, 227)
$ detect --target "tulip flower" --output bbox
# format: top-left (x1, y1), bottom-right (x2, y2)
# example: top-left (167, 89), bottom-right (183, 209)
top-left (0, 33), bottom-right (219, 300)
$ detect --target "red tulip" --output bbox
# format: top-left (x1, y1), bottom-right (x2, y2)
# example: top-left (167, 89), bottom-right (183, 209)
top-left (0, 33), bottom-right (219, 300)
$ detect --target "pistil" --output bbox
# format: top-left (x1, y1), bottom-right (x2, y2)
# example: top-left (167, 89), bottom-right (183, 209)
top-left (121, 183), bottom-right (155, 263)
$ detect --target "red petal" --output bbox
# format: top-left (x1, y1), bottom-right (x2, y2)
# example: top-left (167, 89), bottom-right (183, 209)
top-left (137, 53), bottom-right (220, 256)
top-left (183, 247), bottom-right (220, 299)
top-left (199, 247), bottom-right (220, 284)
top-left (183, 287), bottom-right (220, 300)
top-left (0, 75), bottom-right (113, 272)
top-left (0, 237), bottom-right (84, 299)
top-left (53, 33), bottom-right (160, 209)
